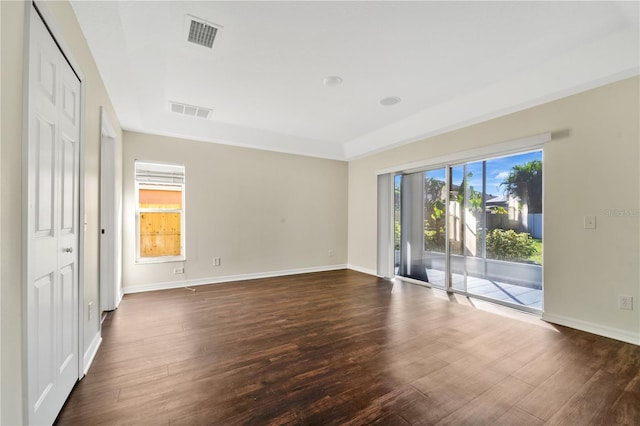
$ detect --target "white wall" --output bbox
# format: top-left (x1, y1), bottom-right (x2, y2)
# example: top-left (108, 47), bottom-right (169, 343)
top-left (1, 4), bottom-right (27, 422)
top-left (122, 131), bottom-right (348, 291)
top-left (0, 1), bottom-right (122, 423)
top-left (0, 2), bottom-right (3, 420)
top-left (348, 77), bottom-right (640, 344)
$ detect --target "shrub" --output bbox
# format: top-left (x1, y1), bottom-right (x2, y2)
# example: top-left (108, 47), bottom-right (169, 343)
top-left (424, 229), bottom-right (437, 249)
top-left (424, 223), bottom-right (445, 251)
top-left (486, 229), bottom-right (536, 262)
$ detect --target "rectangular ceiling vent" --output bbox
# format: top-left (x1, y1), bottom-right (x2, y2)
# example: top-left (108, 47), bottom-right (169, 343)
top-left (186, 15), bottom-right (221, 49)
top-left (169, 101), bottom-right (212, 119)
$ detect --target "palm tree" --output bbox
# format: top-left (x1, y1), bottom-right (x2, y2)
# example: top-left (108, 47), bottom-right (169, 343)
top-left (500, 160), bottom-right (542, 214)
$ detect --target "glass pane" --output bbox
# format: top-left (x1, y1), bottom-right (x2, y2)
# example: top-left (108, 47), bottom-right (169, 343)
top-left (394, 175), bottom-right (401, 275)
top-left (397, 168), bottom-right (446, 287)
top-left (423, 169), bottom-right (446, 287)
top-left (465, 151), bottom-right (543, 310)
top-left (458, 160), bottom-right (485, 296)
top-left (449, 165), bottom-right (466, 291)
top-left (139, 188), bottom-right (182, 209)
top-left (140, 212), bottom-right (181, 257)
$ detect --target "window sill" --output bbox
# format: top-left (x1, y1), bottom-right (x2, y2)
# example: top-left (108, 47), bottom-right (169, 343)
top-left (135, 256), bottom-right (185, 265)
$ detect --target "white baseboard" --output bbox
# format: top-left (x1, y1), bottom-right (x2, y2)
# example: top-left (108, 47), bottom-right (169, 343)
top-left (123, 264), bottom-right (349, 294)
top-left (542, 312), bottom-right (639, 346)
top-left (82, 332), bottom-right (102, 376)
top-left (347, 264), bottom-right (378, 276)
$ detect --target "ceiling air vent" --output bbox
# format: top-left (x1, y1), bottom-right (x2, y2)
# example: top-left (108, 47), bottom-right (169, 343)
top-left (169, 101), bottom-right (212, 119)
top-left (186, 15), bottom-right (221, 49)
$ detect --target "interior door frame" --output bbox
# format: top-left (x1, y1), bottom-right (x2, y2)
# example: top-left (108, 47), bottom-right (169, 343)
top-left (99, 107), bottom-right (121, 312)
top-left (22, 0), bottom-right (87, 421)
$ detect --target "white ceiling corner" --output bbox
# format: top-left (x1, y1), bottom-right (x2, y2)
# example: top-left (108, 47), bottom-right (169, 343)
top-left (70, 1), bottom-right (640, 161)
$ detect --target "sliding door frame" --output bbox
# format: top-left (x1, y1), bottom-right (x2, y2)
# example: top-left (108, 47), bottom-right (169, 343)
top-left (379, 133), bottom-right (550, 313)
top-left (444, 166), bottom-right (452, 292)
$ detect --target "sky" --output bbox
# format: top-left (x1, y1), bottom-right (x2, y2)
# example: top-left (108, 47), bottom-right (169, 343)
top-left (399, 150), bottom-right (543, 198)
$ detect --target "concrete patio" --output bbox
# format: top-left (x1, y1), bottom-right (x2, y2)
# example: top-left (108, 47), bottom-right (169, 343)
top-left (420, 268), bottom-right (543, 310)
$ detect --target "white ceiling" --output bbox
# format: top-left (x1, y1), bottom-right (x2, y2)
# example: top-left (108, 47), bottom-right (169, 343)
top-left (71, 1), bottom-right (639, 160)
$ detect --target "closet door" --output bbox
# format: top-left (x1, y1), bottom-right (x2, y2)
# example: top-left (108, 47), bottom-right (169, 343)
top-left (26, 9), bottom-right (81, 425)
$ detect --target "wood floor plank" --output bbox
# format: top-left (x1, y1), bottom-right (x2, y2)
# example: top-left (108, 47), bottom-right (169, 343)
top-left (611, 375), bottom-right (640, 425)
top-left (546, 369), bottom-right (630, 425)
top-left (516, 359), bottom-right (598, 420)
top-left (54, 270), bottom-right (640, 425)
top-left (405, 361), bottom-right (510, 423)
top-left (372, 412), bottom-right (412, 426)
top-left (494, 406), bottom-right (545, 425)
top-left (435, 376), bottom-right (534, 425)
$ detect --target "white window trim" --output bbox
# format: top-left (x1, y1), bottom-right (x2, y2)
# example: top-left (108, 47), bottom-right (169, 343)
top-left (135, 161), bottom-right (186, 263)
top-left (375, 132), bottom-right (551, 176)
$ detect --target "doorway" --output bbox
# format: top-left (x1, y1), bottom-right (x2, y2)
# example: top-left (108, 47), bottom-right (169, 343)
top-left (99, 108), bottom-right (122, 314)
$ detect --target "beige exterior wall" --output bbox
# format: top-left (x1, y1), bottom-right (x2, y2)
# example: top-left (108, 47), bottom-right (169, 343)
top-left (348, 76), bottom-right (640, 342)
top-left (122, 131), bottom-right (348, 290)
top-left (0, 1), bottom-right (122, 423)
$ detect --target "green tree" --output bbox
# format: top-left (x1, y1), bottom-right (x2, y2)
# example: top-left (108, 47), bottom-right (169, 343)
top-left (454, 172), bottom-right (481, 209)
top-left (424, 177), bottom-right (445, 206)
top-left (491, 206), bottom-right (508, 215)
top-left (500, 160), bottom-right (542, 213)
top-left (424, 177), bottom-right (446, 250)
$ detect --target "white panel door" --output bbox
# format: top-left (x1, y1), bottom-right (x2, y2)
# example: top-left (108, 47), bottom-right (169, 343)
top-left (26, 9), bottom-right (80, 425)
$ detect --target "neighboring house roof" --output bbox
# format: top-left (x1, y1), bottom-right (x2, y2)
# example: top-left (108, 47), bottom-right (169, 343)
top-left (486, 195), bottom-right (509, 205)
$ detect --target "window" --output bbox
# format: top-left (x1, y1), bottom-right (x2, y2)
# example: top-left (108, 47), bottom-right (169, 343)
top-left (135, 161), bottom-right (185, 263)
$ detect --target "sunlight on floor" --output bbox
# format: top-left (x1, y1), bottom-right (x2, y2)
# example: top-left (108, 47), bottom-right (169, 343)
top-left (391, 277), bottom-right (560, 333)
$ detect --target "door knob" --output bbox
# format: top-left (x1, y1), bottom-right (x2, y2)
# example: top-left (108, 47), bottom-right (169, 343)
top-left (63, 247), bottom-right (73, 253)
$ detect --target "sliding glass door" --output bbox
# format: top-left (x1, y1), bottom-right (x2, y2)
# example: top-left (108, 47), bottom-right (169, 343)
top-left (461, 152), bottom-right (543, 310)
top-left (395, 150), bottom-right (543, 312)
top-left (395, 168), bottom-right (447, 287)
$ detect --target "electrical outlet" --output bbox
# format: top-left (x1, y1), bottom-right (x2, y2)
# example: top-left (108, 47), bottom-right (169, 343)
top-left (328, 250), bottom-right (334, 257)
top-left (88, 302), bottom-right (93, 321)
top-left (213, 257), bottom-right (221, 266)
top-left (619, 295), bottom-right (633, 310)
top-left (173, 267), bottom-right (184, 274)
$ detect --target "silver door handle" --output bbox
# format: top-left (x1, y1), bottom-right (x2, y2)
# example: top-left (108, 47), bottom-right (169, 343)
top-left (63, 247), bottom-right (73, 253)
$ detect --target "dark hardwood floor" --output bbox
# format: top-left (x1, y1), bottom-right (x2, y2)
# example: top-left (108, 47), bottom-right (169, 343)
top-left (56, 270), bottom-right (640, 425)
